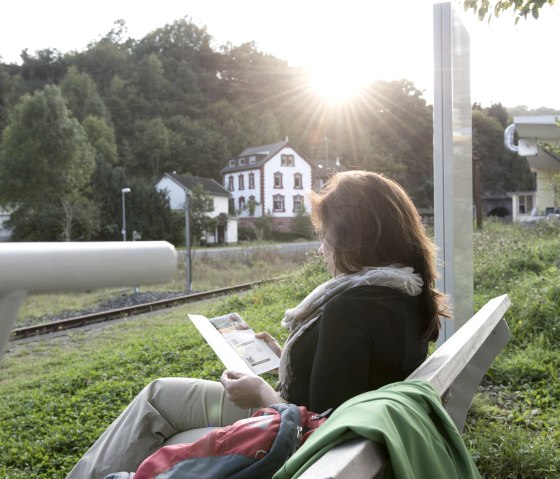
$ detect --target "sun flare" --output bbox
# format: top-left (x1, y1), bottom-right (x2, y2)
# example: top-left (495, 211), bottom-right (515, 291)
top-left (306, 60), bottom-right (371, 104)
top-left (308, 70), bottom-right (366, 103)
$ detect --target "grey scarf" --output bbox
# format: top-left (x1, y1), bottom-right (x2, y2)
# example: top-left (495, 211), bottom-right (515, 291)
top-left (277, 265), bottom-right (423, 400)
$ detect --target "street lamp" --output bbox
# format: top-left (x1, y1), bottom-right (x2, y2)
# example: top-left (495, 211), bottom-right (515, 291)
top-left (184, 191), bottom-right (192, 293)
top-left (121, 187), bottom-right (131, 241)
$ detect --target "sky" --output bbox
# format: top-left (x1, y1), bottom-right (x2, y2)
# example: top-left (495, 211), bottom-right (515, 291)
top-left (0, 0), bottom-right (558, 110)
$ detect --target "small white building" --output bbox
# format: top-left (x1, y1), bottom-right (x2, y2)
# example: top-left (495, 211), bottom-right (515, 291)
top-left (505, 115), bottom-right (560, 221)
top-left (0, 208), bottom-right (11, 241)
top-left (507, 191), bottom-right (538, 223)
top-left (221, 140), bottom-right (314, 231)
top-left (156, 173), bottom-right (237, 244)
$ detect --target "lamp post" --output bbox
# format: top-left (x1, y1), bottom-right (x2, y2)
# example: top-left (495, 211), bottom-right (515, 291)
top-left (184, 191), bottom-right (192, 293)
top-left (121, 187), bottom-right (131, 241)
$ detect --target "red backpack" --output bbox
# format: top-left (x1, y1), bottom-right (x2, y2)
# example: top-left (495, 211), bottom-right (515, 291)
top-left (131, 403), bottom-right (328, 479)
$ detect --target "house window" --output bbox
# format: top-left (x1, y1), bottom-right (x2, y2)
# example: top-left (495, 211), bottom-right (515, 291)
top-left (249, 156), bottom-right (256, 164)
top-left (281, 154), bottom-right (294, 166)
top-left (239, 158), bottom-right (246, 166)
top-left (273, 194), bottom-right (285, 212)
top-left (248, 172), bottom-right (255, 189)
top-left (294, 173), bottom-right (303, 189)
top-left (228, 176), bottom-right (234, 191)
top-left (238, 174), bottom-right (245, 190)
top-left (274, 172), bottom-right (283, 188)
top-left (293, 195), bottom-right (304, 213)
top-left (239, 196), bottom-right (246, 211)
top-left (518, 194), bottom-right (533, 214)
top-left (207, 198), bottom-right (215, 211)
top-left (229, 159), bottom-right (236, 167)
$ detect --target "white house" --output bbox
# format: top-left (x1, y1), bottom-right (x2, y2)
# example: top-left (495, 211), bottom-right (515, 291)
top-left (155, 173), bottom-right (237, 244)
top-left (0, 208), bottom-right (11, 242)
top-left (221, 140), bottom-right (314, 231)
top-left (505, 115), bottom-right (560, 222)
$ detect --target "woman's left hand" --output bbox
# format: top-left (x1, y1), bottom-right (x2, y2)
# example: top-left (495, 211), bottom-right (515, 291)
top-left (220, 370), bottom-right (285, 409)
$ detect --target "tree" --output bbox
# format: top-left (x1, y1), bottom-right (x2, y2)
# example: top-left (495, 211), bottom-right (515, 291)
top-left (463, 0), bottom-right (555, 21)
top-left (82, 115), bottom-right (119, 165)
top-left (0, 85), bottom-right (96, 240)
top-left (473, 108), bottom-right (533, 195)
top-left (188, 183), bottom-right (217, 246)
top-left (0, 64), bottom-right (15, 132)
top-left (290, 208), bottom-right (314, 239)
top-left (130, 117), bottom-right (171, 178)
top-left (60, 66), bottom-right (109, 122)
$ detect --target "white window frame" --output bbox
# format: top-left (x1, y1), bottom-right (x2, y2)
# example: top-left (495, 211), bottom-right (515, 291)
top-left (274, 171), bottom-right (283, 189)
top-left (293, 195), bottom-right (304, 212)
top-left (273, 194), bottom-right (285, 212)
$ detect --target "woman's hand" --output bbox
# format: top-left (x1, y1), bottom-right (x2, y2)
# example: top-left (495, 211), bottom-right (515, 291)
top-left (220, 370), bottom-right (286, 409)
top-left (255, 332), bottom-right (282, 358)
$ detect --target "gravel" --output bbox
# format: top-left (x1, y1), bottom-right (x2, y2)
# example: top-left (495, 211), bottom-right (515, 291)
top-left (20, 291), bottom-right (187, 328)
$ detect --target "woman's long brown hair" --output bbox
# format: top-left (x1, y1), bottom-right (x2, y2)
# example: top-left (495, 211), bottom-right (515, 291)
top-left (310, 170), bottom-right (450, 342)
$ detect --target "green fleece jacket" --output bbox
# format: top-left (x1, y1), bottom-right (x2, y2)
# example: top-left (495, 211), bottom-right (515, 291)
top-left (273, 380), bottom-right (481, 479)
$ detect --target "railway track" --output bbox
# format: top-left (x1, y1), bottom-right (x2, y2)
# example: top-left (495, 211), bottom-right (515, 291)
top-left (11, 277), bottom-right (287, 340)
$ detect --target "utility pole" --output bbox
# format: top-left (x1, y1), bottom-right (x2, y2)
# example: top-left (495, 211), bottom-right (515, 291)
top-left (121, 187), bottom-right (131, 241)
top-left (184, 192), bottom-right (192, 293)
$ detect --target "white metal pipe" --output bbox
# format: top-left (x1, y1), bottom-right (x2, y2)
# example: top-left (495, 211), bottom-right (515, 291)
top-left (0, 241), bottom-right (177, 294)
top-left (504, 123), bottom-right (519, 152)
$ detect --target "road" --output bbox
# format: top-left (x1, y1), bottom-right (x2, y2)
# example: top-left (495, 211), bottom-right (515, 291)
top-left (178, 241), bottom-right (321, 260)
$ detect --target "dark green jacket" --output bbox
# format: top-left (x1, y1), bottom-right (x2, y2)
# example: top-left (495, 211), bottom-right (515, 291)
top-left (274, 380), bottom-right (481, 479)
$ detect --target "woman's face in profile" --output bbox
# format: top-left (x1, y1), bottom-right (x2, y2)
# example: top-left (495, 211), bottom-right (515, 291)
top-left (318, 241), bottom-right (336, 276)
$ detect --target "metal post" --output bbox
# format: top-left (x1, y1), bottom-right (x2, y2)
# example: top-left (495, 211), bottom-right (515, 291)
top-left (185, 192), bottom-right (192, 293)
top-left (121, 187), bottom-right (131, 241)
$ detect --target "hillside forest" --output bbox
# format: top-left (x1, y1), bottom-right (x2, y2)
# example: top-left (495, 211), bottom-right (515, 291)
top-left (0, 18), bottom-right (557, 243)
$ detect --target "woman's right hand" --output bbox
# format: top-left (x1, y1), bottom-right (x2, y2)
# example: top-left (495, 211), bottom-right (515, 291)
top-left (255, 332), bottom-right (282, 358)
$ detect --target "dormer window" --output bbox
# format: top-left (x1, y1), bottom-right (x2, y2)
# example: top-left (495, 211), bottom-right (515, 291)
top-left (229, 159), bottom-right (236, 167)
top-left (249, 156), bottom-right (256, 164)
top-left (281, 154), bottom-right (294, 166)
top-left (239, 158), bottom-right (246, 166)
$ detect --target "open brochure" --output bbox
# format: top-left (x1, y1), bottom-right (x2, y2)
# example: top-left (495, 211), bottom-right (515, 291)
top-left (188, 312), bottom-right (281, 376)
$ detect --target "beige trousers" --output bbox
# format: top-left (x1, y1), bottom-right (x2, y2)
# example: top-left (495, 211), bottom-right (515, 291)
top-left (66, 377), bottom-right (254, 479)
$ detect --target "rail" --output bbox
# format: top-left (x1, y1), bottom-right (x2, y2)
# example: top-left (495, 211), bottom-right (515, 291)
top-left (10, 277), bottom-right (288, 340)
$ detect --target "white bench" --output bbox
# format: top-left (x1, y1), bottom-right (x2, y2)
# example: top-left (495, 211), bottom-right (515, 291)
top-left (298, 294), bottom-right (511, 478)
top-left (0, 241), bottom-right (178, 362)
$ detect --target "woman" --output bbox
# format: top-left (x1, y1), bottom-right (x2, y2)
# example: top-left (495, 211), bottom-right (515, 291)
top-left (67, 171), bottom-right (449, 479)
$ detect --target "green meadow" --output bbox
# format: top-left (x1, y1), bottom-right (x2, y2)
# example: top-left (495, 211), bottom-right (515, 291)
top-left (1, 222), bottom-right (559, 478)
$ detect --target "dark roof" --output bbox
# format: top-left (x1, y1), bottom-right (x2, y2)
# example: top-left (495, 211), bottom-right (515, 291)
top-left (164, 173), bottom-right (231, 197)
top-left (222, 140), bottom-right (313, 174)
top-left (308, 158), bottom-right (347, 180)
top-left (238, 141), bottom-right (287, 158)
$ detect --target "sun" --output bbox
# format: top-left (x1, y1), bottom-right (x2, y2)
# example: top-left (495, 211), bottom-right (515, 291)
top-left (306, 60), bottom-right (371, 104)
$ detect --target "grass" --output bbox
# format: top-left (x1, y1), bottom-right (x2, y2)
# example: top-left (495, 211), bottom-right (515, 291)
top-left (464, 220), bottom-right (560, 478)
top-left (17, 242), bottom-right (315, 327)
top-left (0, 254), bottom-right (328, 478)
top-left (1, 221), bottom-right (560, 478)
